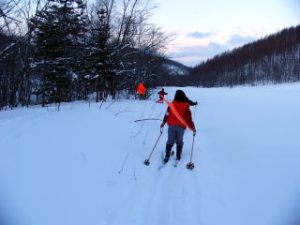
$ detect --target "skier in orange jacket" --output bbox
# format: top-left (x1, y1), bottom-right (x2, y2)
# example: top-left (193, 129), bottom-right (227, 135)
top-left (160, 90), bottom-right (196, 163)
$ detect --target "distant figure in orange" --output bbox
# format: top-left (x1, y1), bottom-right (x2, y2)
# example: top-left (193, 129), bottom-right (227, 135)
top-left (136, 83), bottom-right (147, 99)
top-left (156, 88), bottom-right (167, 103)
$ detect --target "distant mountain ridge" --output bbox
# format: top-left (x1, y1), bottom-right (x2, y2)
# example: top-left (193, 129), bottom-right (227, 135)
top-left (161, 58), bottom-right (191, 76)
top-left (183, 25), bottom-right (300, 87)
top-left (155, 57), bottom-right (191, 86)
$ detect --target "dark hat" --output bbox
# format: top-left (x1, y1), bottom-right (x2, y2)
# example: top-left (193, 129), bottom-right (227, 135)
top-left (174, 90), bottom-right (187, 102)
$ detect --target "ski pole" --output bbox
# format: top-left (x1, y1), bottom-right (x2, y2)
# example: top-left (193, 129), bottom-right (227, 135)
top-left (193, 104), bottom-right (197, 118)
top-left (144, 128), bottom-right (163, 166)
top-left (186, 103), bottom-right (197, 170)
top-left (186, 133), bottom-right (196, 170)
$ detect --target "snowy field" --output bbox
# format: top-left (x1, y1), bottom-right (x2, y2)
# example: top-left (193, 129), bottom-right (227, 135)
top-left (1, 83), bottom-right (300, 225)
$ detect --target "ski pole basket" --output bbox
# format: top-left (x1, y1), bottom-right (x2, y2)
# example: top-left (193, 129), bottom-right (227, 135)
top-left (186, 162), bottom-right (195, 170)
top-left (144, 159), bottom-right (150, 166)
top-left (186, 133), bottom-right (196, 170)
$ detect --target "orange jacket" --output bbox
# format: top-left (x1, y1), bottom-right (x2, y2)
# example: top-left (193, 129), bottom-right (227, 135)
top-left (163, 101), bottom-right (195, 130)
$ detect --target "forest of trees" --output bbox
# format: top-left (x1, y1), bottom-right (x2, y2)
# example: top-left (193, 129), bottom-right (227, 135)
top-left (0, 0), bottom-right (169, 110)
top-left (186, 25), bottom-right (300, 87)
top-left (1, 0), bottom-right (299, 111)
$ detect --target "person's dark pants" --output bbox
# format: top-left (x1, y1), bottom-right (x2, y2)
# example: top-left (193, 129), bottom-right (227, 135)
top-left (165, 125), bottom-right (185, 160)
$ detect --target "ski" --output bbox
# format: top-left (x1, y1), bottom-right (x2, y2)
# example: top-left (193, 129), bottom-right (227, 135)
top-left (158, 162), bottom-right (167, 170)
top-left (158, 151), bottom-right (176, 170)
top-left (158, 152), bottom-right (167, 170)
top-left (174, 160), bottom-right (180, 167)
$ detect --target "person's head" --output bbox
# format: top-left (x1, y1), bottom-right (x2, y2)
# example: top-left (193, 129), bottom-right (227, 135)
top-left (174, 90), bottom-right (187, 102)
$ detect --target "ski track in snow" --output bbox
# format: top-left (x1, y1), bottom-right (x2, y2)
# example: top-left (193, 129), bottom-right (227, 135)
top-left (0, 108), bottom-right (47, 146)
top-left (106, 157), bottom-right (202, 225)
top-left (105, 100), bottom-right (203, 225)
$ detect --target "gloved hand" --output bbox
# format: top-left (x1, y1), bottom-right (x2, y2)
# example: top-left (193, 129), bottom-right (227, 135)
top-left (160, 127), bottom-right (163, 133)
top-left (160, 124), bottom-right (165, 133)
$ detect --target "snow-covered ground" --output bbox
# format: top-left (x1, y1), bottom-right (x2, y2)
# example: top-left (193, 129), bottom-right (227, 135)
top-left (1, 84), bottom-right (300, 225)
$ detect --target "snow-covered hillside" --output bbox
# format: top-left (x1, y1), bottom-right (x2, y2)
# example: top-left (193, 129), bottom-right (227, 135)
top-left (162, 63), bottom-right (190, 76)
top-left (1, 84), bottom-right (300, 225)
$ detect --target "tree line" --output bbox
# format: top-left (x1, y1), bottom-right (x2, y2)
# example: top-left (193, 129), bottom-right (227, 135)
top-left (186, 25), bottom-right (300, 87)
top-left (0, 0), bottom-right (169, 110)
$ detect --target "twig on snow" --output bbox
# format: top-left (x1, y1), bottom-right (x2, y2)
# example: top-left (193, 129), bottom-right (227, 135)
top-left (115, 110), bottom-right (133, 116)
top-left (134, 118), bottom-right (162, 122)
top-left (106, 100), bottom-right (117, 110)
top-left (133, 168), bottom-right (137, 181)
top-left (118, 154), bottom-right (129, 174)
top-left (99, 98), bottom-right (106, 109)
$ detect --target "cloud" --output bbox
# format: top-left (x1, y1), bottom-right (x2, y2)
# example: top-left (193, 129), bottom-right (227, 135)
top-left (169, 42), bottom-right (227, 66)
top-left (226, 35), bottom-right (255, 48)
top-left (177, 43), bottom-right (226, 57)
top-left (281, 0), bottom-right (300, 18)
top-left (186, 31), bottom-right (212, 39)
top-left (169, 34), bottom-right (256, 66)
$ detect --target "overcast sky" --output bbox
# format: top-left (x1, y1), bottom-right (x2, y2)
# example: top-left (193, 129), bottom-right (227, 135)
top-left (151, 0), bottom-right (300, 66)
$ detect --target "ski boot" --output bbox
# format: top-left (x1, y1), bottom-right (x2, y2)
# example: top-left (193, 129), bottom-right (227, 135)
top-left (164, 144), bottom-right (172, 163)
top-left (176, 145), bottom-right (183, 161)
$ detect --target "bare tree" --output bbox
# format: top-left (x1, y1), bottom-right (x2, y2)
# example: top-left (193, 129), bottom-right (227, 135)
top-left (11, 0), bottom-right (48, 106)
top-left (0, 0), bottom-right (19, 33)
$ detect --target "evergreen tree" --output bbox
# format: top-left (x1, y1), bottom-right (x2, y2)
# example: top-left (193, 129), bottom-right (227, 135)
top-left (89, 8), bottom-right (115, 101)
top-left (31, 0), bottom-right (89, 108)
